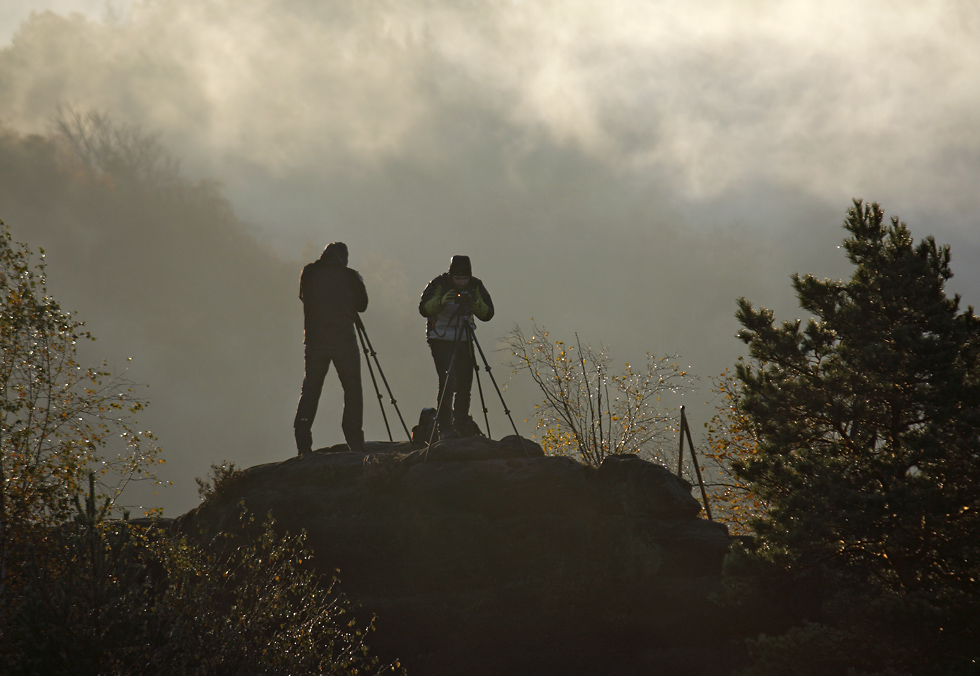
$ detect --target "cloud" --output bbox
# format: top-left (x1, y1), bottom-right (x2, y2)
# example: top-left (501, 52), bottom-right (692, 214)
top-left (4, 1), bottom-right (980, 208)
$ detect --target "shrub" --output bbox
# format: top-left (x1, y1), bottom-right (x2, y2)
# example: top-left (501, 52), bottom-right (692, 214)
top-left (3, 477), bottom-right (401, 676)
top-left (506, 322), bottom-right (690, 466)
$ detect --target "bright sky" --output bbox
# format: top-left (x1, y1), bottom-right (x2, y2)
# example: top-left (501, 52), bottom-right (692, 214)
top-left (0, 0), bottom-right (129, 44)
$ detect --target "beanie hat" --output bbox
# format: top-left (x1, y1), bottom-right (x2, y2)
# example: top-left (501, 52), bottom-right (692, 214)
top-left (448, 255), bottom-right (472, 276)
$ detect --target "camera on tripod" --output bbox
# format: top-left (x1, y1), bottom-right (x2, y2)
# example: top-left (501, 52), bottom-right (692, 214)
top-left (451, 289), bottom-right (472, 306)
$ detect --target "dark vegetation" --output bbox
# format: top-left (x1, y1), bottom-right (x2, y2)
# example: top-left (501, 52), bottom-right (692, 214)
top-left (6, 474), bottom-right (395, 676)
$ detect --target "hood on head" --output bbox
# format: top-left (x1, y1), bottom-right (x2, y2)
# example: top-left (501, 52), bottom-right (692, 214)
top-left (321, 242), bottom-right (349, 266)
top-left (448, 255), bottom-right (471, 277)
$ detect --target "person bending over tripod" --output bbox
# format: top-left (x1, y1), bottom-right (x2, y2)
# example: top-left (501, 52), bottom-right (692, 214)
top-left (418, 255), bottom-right (494, 440)
top-left (294, 242), bottom-right (368, 455)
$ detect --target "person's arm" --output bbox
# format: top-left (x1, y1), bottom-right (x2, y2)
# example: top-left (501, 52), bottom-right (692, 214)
top-left (349, 269), bottom-right (368, 313)
top-left (419, 278), bottom-right (446, 317)
top-left (471, 279), bottom-right (494, 321)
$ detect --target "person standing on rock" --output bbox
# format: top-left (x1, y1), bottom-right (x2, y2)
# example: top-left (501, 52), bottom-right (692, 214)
top-left (418, 255), bottom-right (494, 439)
top-left (294, 242), bottom-right (368, 455)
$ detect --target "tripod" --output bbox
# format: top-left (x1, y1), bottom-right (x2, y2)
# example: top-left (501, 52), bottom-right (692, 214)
top-left (355, 316), bottom-right (411, 442)
top-left (426, 307), bottom-right (528, 458)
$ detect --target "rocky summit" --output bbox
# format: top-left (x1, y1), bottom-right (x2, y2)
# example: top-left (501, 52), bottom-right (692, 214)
top-left (175, 437), bottom-right (734, 676)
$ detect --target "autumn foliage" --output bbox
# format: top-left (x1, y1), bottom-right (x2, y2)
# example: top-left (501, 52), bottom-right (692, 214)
top-left (0, 220), bottom-right (162, 596)
top-left (701, 369), bottom-right (766, 536)
top-left (507, 323), bottom-right (690, 466)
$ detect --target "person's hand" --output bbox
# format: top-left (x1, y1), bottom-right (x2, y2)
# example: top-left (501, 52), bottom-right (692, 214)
top-left (472, 294), bottom-right (489, 318)
top-left (441, 290), bottom-right (457, 306)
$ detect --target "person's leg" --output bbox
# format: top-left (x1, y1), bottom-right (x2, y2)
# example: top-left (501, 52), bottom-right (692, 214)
top-left (333, 343), bottom-right (365, 452)
top-left (294, 347), bottom-right (331, 454)
top-left (452, 332), bottom-right (475, 426)
top-left (428, 338), bottom-right (458, 433)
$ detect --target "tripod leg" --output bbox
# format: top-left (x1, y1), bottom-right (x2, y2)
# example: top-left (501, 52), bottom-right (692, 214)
top-left (468, 327), bottom-right (491, 438)
top-left (355, 317), bottom-right (412, 440)
top-left (357, 324), bottom-right (393, 442)
top-left (372, 350), bottom-right (412, 440)
top-left (468, 330), bottom-right (530, 458)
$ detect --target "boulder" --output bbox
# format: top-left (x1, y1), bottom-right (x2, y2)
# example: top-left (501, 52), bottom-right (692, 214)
top-left (175, 438), bottom-right (734, 675)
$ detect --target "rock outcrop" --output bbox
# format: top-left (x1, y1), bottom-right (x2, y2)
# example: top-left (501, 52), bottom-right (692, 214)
top-left (176, 437), bottom-right (734, 675)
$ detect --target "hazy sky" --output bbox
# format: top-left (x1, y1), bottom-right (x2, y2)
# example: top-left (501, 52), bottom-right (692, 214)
top-left (2, 0), bottom-right (980, 516)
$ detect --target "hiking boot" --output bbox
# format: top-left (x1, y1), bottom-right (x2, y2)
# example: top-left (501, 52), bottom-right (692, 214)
top-left (452, 415), bottom-right (483, 439)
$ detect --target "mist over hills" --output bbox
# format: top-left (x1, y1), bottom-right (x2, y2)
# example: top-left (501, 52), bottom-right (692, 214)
top-left (2, 1), bottom-right (980, 515)
top-left (0, 122), bottom-right (302, 513)
top-left (2, 117), bottom-right (768, 515)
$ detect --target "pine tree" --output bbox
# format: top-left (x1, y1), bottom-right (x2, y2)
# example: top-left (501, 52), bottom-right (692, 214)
top-left (734, 200), bottom-right (980, 599)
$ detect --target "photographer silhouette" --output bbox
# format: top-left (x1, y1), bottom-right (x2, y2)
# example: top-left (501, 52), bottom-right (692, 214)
top-left (418, 255), bottom-right (494, 439)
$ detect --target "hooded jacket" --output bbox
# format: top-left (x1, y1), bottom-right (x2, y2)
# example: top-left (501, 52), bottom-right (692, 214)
top-left (418, 273), bottom-right (493, 341)
top-left (300, 243), bottom-right (368, 348)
